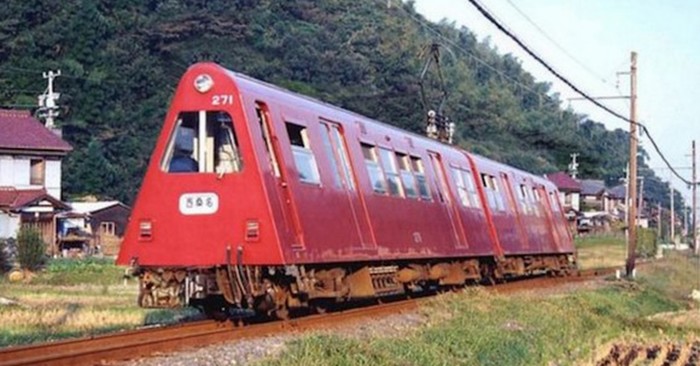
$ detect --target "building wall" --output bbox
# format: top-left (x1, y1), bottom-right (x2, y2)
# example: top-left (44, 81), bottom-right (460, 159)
top-left (0, 155), bottom-right (62, 198)
top-left (91, 205), bottom-right (131, 237)
top-left (0, 212), bottom-right (20, 238)
top-left (45, 159), bottom-right (61, 198)
top-left (0, 156), bottom-right (13, 186)
top-left (571, 192), bottom-right (580, 212)
top-left (12, 157), bottom-right (30, 187)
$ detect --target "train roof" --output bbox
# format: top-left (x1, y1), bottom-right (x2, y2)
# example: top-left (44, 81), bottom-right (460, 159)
top-left (216, 65), bottom-right (554, 189)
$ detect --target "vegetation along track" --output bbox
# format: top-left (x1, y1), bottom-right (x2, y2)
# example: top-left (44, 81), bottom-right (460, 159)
top-left (0, 268), bottom-right (613, 366)
top-left (596, 341), bottom-right (700, 365)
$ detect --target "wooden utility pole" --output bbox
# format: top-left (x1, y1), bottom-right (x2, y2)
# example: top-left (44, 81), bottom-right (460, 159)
top-left (626, 51), bottom-right (638, 277)
top-left (670, 170), bottom-right (675, 245)
top-left (693, 140), bottom-right (697, 254)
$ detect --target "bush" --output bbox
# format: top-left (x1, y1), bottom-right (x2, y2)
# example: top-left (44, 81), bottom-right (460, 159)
top-left (17, 227), bottom-right (46, 271)
top-left (0, 238), bottom-right (13, 273)
top-left (637, 228), bottom-right (657, 258)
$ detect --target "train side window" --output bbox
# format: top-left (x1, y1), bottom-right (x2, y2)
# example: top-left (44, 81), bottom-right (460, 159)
top-left (481, 173), bottom-right (503, 211)
top-left (492, 176), bottom-right (506, 211)
top-left (379, 147), bottom-right (403, 197)
top-left (255, 103), bottom-right (280, 178)
top-left (329, 125), bottom-right (355, 191)
top-left (162, 111), bottom-right (242, 174)
top-left (463, 170), bottom-right (480, 208)
top-left (518, 184), bottom-right (531, 215)
top-left (397, 153), bottom-right (417, 198)
top-left (286, 122), bottom-right (320, 184)
top-left (319, 123), bottom-right (342, 188)
top-left (450, 167), bottom-right (471, 207)
top-left (549, 191), bottom-right (561, 212)
top-left (451, 167), bottom-right (480, 208)
top-left (410, 156), bottom-right (431, 200)
top-left (361, 143), bottom-right (387, 194)
top-left (529, 188), bottom-right (541, 217)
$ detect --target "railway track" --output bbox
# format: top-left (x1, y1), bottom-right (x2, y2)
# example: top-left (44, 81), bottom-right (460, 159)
top-left (0, 268), bottom-right (614, 366)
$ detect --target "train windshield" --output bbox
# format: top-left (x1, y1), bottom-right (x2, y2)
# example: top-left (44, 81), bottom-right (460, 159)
top-left (161, 111), bottom-right (242, 174)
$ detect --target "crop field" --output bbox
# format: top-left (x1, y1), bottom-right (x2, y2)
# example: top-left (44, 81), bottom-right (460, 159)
top-left (0, 258), bottom-right (194, 347)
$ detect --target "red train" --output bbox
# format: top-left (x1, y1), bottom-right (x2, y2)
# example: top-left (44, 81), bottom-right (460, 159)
top-left (117, 62), bottom-right (576, 318)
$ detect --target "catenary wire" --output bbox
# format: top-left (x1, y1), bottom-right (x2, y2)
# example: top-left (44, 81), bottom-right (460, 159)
top-left (466, 0), bottom-right (694, 186)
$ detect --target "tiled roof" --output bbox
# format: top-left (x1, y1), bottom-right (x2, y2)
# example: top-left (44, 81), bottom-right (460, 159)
top-left (580, 179), bottom-right (608, 196)
top-left (545, 172), bottom-right (581, 192)
top-left (608, 184), bottom-right (626, 199)
top-left (0, 109), bottom-right (72, 153)
top-left (0, 187), bottom-right (69, 210)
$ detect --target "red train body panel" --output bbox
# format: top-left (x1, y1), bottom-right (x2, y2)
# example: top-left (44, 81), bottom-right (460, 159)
top-left (117, 63), bottom-right (575, 313)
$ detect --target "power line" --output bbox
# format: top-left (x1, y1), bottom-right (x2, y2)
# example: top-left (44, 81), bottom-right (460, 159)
top-left (504, 0), bottom-right (610, 86)
top-left (466, 0), bottom-right (694, 187)
top-left (382, 1), bottom-right (548, 101)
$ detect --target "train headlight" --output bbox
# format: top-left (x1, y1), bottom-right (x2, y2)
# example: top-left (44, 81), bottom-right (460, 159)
top-left (139, 220), bottom-right (153, 240)
top-left (193, 74), bottom-right (214, 93)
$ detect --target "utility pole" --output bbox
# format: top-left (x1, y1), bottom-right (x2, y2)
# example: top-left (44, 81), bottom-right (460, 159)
top-left (670, 171), bottom-right (675, 245)
top-left (693, 140), bottom-right (697, 254)
top-left (37, 70), bottom-right (61, 129)
top-left (638, 176), bottom-right (645, 218)
top-left (626, 51), bottom-right (638, 277)
top-left (568, 153), bottom-right (579, 179)
top-left (656, 202), bottom-right (661, 240)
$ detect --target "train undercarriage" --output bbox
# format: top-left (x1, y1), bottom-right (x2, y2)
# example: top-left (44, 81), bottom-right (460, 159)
top-left (132, 254), bottom-right (576, 319)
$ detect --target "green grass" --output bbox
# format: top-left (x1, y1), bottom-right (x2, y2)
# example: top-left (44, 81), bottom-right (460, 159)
top-left (575, 234), bottom-right (627, 269)
top-left (0, 257), bottom-right (198, 348)
top-left (575, 234), bottom-right (625, 248)
top-left (259, 253), bottom-right (700, 366)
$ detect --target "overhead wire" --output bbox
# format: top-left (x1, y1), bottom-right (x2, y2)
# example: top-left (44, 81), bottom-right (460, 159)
top-left (504, 0), bottom-right (610, 87)
top-left (465, 0), bottom-right (694, 186)
top-left (381, 0), bottom-right (549, 101)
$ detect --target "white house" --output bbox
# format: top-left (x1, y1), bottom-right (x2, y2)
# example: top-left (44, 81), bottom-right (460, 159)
top-left (0, 109), bottom-right (72, 249)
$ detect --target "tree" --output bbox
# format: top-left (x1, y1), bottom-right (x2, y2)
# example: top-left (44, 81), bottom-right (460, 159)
top-left (17, 227), bottom-right (46, 271)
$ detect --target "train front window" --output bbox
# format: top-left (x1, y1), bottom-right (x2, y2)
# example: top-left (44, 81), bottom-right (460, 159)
top-left (162, 111), bottom-right (242, 174)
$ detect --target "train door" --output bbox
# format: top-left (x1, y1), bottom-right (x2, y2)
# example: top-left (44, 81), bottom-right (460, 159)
top-left (320, 120), bottom-right (376, 249)
top-left (255, 102), bottom-right (305, 248)
top-left (428, 152), bottom-right (463, 248)
top-left (500, 173), bottom-right (530, 250)
top-left (536, 185), bottom-right (562, 252)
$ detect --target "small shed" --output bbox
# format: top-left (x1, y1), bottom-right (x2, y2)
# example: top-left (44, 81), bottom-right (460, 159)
top-left (66, 201), bottom-right (131, 256)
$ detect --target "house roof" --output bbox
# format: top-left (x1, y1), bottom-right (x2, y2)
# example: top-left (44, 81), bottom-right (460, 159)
top-left (609, 184), bottom-right (626, 199)
top-left (545, 172), bottom-right (581, 192)
top-left (580, 179), bottom-right (608, 196)
top-left (68, 201), bottom-right (128, 214)
top-left (0, 109), bottom-right (72, 153)
top-left (0, 187), bottom-right (70, 210)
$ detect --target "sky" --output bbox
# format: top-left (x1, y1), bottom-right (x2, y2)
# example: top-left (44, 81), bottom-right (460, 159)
top-left (413, 0), bottom-right (700, 202)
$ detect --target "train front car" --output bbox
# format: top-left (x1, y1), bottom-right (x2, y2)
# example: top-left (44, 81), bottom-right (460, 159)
top-left (117, 63), bottom-right (286, 317)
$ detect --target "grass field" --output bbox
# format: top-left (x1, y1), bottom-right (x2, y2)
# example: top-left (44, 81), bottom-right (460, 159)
top-left (0, 258), bottom-right (195, 347)
top-left (2, 245), bottom-right (698, 365)
top-left (260, 252), bottom-right (700, 366)
top-left (575, 234), bottom-right (628, 270)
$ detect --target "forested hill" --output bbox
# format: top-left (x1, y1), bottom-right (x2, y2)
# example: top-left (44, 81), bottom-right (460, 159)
top-left (0, 0), bottom-right (682, 209)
